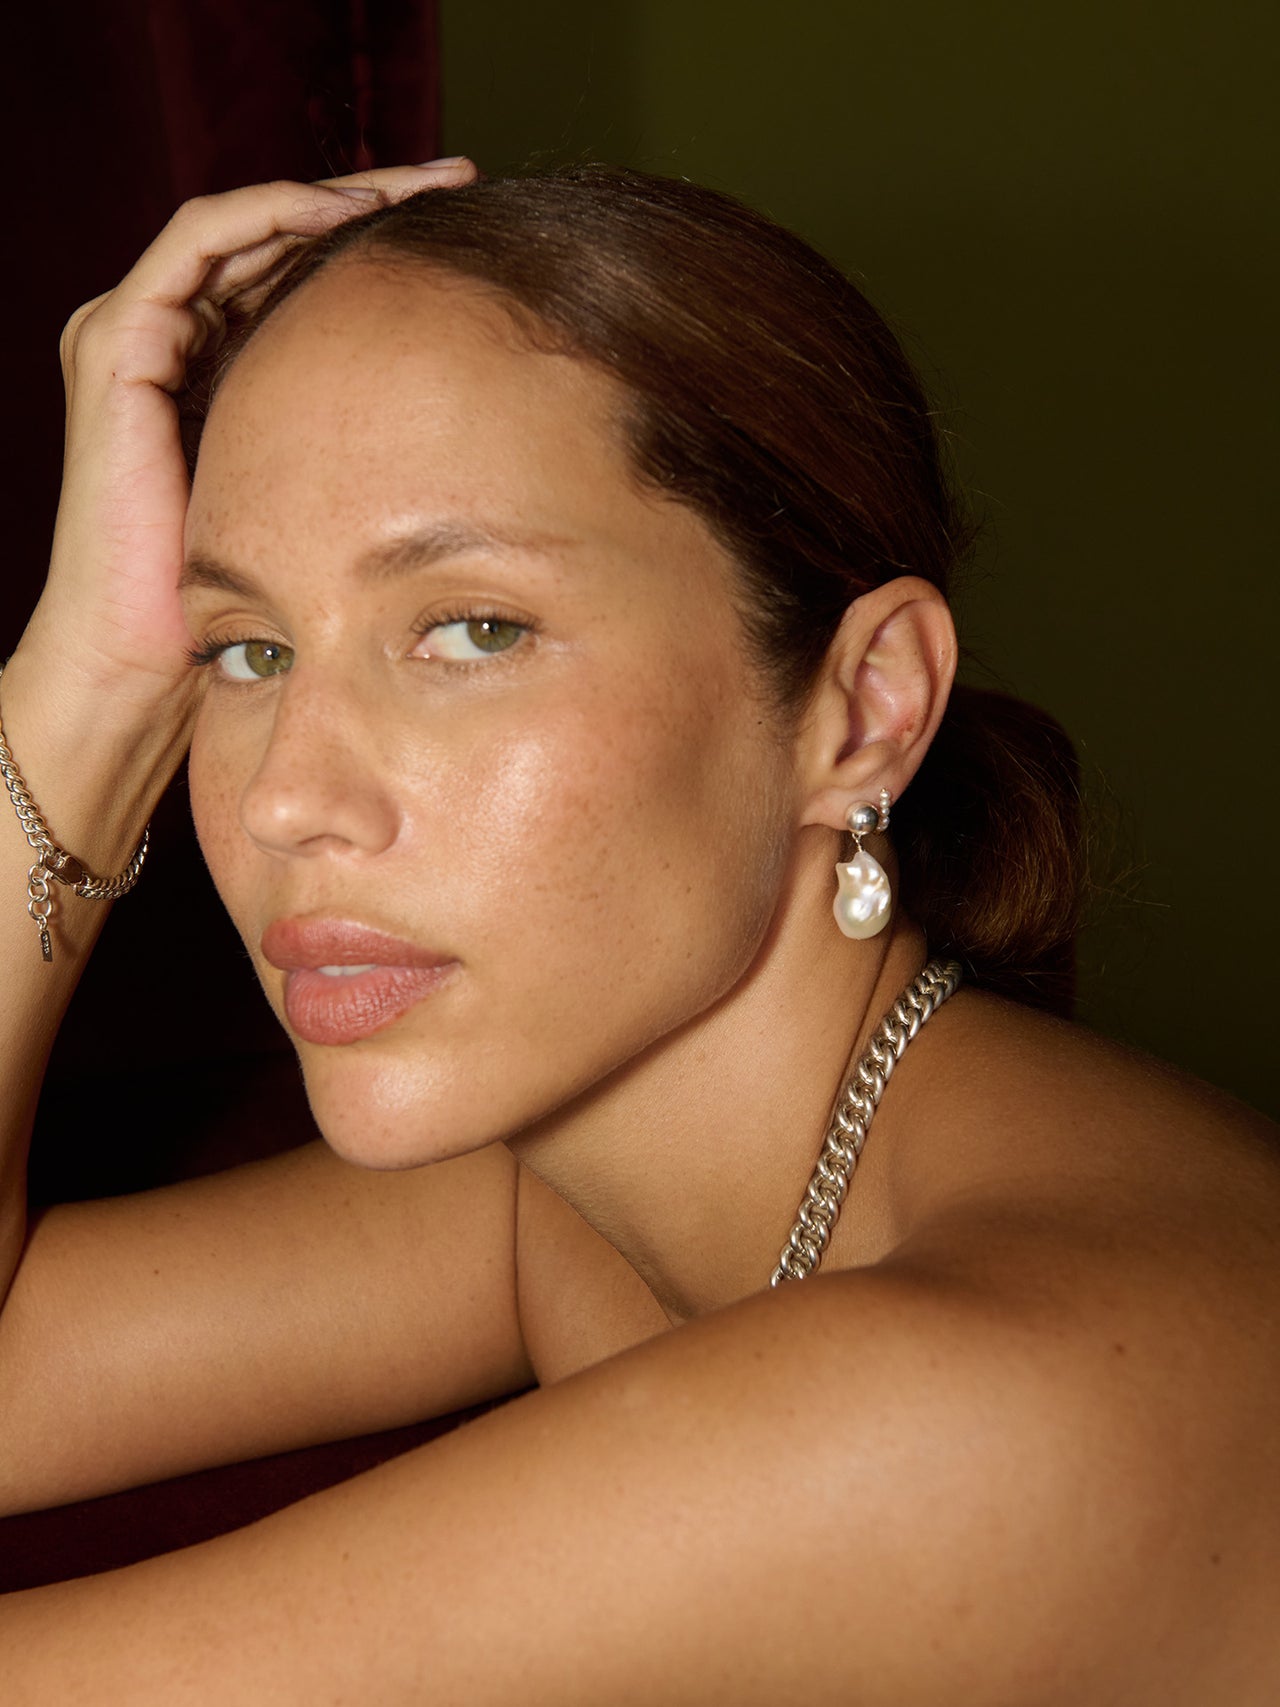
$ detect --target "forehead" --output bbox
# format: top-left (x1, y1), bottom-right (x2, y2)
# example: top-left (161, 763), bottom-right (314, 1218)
top-left (190, 260), bottom-right (642, 549)
top-left (185, 259), bottom-right (747, 647)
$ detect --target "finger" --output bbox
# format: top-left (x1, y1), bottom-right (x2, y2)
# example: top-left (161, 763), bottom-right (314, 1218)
top-left (122, 164), bottom-right (471, 310)
top-left (186, 293), bottom-right (227, 360)
top-left (314, 157), bottom-right (478, 195)
top-left (199, 159), bottom-right (480, 309)
top-left (200, 232), bottom-right (309, 307)
top-left (59, 292), bottom-right (113, 376)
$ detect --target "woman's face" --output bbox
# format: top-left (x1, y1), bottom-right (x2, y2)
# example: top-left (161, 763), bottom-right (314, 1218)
top-left (183, 259), bottom-right (799, 1166)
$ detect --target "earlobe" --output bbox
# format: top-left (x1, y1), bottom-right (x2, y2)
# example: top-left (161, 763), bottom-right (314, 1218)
top-left (798, 575), bottom-right (957, 832)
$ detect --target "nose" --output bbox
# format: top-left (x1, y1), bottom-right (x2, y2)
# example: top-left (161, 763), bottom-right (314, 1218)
top-left (238, 670), bottom-right (401, 861)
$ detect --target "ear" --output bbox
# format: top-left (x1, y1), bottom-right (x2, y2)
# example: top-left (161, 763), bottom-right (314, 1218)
top-left (797, 576), bottom-right (957, 830)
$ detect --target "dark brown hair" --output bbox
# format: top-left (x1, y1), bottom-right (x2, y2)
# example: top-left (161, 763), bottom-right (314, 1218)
top-left (203, 166), bottom-right (1083, 1013)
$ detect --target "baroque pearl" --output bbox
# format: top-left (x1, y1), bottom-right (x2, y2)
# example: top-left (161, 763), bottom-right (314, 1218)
top-left (832, 849), bottom-right (891, 939)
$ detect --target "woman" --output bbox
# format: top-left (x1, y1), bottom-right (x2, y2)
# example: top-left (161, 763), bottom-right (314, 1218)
top-left (0, 158), bottom-right (1276, 1702)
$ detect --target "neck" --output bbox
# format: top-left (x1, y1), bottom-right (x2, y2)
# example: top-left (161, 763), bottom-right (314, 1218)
top-left (507, 843), bottom-right (930, 1323)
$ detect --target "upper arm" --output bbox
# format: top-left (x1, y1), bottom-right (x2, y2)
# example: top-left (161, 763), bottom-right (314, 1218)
top-left (0, 1138), bottom-right (532, 1514)
top-left (0, 1269), bottom-right (1209, 1705)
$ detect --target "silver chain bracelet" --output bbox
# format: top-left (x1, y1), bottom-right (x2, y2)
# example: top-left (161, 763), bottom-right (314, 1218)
top-left (0, 661), bottom-right (150, 963)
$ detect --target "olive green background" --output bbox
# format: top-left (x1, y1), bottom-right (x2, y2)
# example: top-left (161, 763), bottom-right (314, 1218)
top-left (440, 0), bottom-right (1277, 1118)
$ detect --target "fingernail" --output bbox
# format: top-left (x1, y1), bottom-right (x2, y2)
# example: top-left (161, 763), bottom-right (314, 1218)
top-left (331, 186), bottom-right (381, 200)
top-left (416, 156), bottom-right (469, 169)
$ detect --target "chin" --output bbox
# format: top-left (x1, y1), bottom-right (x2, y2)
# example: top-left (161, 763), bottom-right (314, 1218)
top-left (293, 1033), bottom-right (517, 1172)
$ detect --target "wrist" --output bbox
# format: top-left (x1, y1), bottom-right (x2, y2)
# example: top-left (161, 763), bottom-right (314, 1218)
top-left (0, 647), bottom-right (194, 873)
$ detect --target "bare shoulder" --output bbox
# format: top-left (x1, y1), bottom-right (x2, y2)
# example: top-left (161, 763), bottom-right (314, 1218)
top-left (849, 988), bottom-right (1280, 1400)
top-left (485, 1232), bottom-right (1280, 1702)
top-left (881, 989), bottom-right (1280, 1487)
top-left (907, 983), bottom-right (1274, 1143)
top-left (886, 985), bottom-right (1280, 1243)
top-left (727, 1252), bottom-right (1280, 1700)
top-left (640, 1213), bottom-right (1280, 1696)
top-left (809, 988), bottom-right (1280, 1696)
top-left (508, 998), bottom-right (1280, 1696)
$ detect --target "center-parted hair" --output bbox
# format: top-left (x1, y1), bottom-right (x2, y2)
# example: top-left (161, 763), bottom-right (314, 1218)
top-left (200, 166), bottom-right (1083, 1013)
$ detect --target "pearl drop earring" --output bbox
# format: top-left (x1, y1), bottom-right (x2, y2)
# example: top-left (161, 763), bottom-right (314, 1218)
top-left (832, 788), bottom-right (893, 940)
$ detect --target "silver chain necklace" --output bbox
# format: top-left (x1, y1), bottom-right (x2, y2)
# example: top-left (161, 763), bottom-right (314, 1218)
top-left (770, 957), bottom-right (963, 1285)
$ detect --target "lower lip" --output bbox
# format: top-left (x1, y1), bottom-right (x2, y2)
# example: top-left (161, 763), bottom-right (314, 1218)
top-left (283, 964), bottom-right (456, 1046)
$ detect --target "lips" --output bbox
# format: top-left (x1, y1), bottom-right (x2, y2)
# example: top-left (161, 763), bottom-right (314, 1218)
top-left (262, 918), bottom-right (457, 1046)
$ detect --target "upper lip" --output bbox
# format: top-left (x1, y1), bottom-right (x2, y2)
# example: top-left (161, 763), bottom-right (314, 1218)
top-left (261, 916), bottom-right (455, 971)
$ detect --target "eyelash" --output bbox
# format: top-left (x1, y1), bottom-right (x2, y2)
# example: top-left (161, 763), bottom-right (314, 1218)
top-left (186, 633), bottom-right (249, 670)
top-left (185, 609), bottom-right (536, 673)
top-left (408, 607), bottom-right (534, 651)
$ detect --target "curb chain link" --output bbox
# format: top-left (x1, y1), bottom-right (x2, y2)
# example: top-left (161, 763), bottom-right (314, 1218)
top-left (771, 957), bottom-right (963, 1286)
top-left (0, 662), bottom-right (150, 960)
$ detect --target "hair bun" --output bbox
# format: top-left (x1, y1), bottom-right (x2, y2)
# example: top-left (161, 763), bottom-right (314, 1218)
top-left (895, 684), bottom-right (1083, 1015)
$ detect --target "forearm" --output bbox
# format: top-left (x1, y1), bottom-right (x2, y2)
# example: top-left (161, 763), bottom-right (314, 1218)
top-left (0, 641), bottom-right (192, 1294)
top-left (0, 1276), bottom-right (1191, 1707)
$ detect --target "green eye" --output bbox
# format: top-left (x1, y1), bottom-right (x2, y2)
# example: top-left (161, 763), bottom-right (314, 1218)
top-left (426, 618), bottom-right (526, 661)
top-left (468, 619), bottom-right (523, 654)
top-left (220, 640), bottom-right (295, 680)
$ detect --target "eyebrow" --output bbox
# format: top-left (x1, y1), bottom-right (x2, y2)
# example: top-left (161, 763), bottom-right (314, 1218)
top-left (179, 521), bottom-right (574, 598)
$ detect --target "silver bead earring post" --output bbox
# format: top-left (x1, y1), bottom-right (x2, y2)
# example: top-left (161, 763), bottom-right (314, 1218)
top-left (832, 788), bottom-right (892, 940)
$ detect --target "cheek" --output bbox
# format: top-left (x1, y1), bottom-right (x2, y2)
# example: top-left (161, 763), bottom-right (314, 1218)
top-left (431, 664), bottom-right (788, 1014)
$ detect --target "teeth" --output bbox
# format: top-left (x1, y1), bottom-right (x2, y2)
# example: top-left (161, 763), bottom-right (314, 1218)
top-left (317, 964), bottom-right (380, 977)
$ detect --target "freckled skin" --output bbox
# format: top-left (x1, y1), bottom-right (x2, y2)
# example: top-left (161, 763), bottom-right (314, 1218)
top-left (184, 261), bottom-right (796, 1168)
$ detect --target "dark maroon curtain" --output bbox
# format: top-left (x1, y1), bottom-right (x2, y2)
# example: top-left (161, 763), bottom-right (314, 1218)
top-left (144, 0), bottom-right (441, 197)
top-left (0, 7), bottom-right (453, 1589)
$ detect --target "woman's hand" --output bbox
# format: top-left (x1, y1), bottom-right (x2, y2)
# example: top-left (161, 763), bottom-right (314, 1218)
top-left (12, 161), bottom-right (476, 726)
top-left (0, 161), bottom-right (478, 1295)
